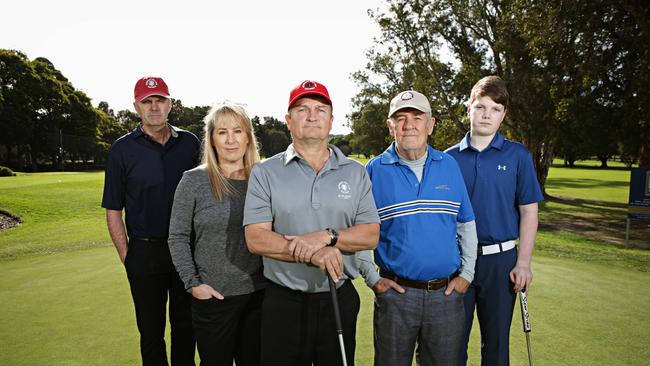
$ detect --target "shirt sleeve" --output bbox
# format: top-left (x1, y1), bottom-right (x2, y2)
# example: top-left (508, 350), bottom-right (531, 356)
top-left (168, 172), bottom-right (201, 292)
top-left (101, 144), bottom-right (125, 210)
top-left (243, 164), bottom-right (273, 226)
top-left (354, 168), bottom-right (380, 225)
top-left (356, 250), bottom-right (381, 288)
top-left (456, 220), bottom-right (478, 282)
top-left (516, 150), bottom-right (545, 205)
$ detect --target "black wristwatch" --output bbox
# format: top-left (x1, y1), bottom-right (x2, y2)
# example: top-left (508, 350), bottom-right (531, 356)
top-left (326, 228), bottom-right (339, 247)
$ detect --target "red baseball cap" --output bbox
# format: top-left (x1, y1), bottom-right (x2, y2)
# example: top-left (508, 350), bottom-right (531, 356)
top-left (134, 76), bottom-right (170, 101)
top-left (288, 80), bottom-right (332, 110)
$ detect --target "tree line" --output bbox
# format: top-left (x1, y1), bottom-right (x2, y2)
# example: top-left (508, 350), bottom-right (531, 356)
top-left (347, 0), bottom-right (649, 194)
top-left (0, 49), bottom-right (292, 171)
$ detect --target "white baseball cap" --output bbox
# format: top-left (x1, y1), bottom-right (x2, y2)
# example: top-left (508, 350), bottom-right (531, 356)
top-left (388, 90), bottom-right (432, 118)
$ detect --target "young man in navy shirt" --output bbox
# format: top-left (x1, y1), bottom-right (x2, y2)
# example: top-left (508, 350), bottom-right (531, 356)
top-left (446, 76), bottom-right (544, 366)
top-left (102, 77), bottom-right (199, 365)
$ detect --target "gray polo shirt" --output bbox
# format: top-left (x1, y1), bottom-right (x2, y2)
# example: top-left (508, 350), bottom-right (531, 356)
top-left (243, 144), bottom-right (380, 293)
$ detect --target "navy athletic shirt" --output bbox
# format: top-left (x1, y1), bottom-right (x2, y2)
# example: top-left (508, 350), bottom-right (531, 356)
top-left (446, 132), bottom-right (543, 245)
top-left (101, 124), bottom-right (200, 239)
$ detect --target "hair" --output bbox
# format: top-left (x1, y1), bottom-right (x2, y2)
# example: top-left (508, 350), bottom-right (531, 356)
top-left (202, 103), bottom-right (260, 201)
top-left (468, 76), bottom-right (510, 110)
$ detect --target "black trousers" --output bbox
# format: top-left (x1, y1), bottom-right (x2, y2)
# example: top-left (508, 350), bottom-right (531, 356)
top-left (125, 238), bottom-right (196, 366)
top-left (192, 289), bottom-right (264, 366)
top-left (261, 280), bottom-right (360, 366)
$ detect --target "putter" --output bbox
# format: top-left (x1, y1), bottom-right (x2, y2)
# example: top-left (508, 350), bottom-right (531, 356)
top-left (328, 275), bottom-right (348, 366)
top-left (519, 289), bottom-right (533, 366)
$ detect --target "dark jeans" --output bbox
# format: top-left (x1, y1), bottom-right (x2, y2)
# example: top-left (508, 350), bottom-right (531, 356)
top-left (125, 238), bottom-right (196, 366)
top-left (261, 280), bottom-right (360, 366)
top-left (192, 289), bottom-right (264, 366)
top-left (459, 248), bottom-right (517, 366)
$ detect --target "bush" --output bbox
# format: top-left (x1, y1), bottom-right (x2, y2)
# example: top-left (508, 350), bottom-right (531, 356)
top-left (0, 166), bottom-right (16, 177)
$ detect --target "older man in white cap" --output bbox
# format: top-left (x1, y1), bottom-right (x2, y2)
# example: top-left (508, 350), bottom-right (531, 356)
top-left (361, 90), bottom-right (478, 365)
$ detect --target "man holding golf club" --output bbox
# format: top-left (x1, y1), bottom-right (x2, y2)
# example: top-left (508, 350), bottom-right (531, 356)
top-left (243, 80), bottom-right (380, 366)
top-left (360, 90), bottom-right (478, 365)
top-left (445, 76), bottom-right (544, 366)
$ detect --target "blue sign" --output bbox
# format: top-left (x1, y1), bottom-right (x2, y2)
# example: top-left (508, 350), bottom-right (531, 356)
top-left (628, 168), bottom-right (650, 220)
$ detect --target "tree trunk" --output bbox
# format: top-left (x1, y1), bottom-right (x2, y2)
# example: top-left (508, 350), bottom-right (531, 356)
top-left (3, 144), bottom-right (12, 166)
top-left (639, 140), bottom-right (650, 168)
top-left (599, 156), bottom-right (608, 168)
top-left (27, 145), bottom-right (37, 172)
top-left (532, 140), bottom-right (554, 197)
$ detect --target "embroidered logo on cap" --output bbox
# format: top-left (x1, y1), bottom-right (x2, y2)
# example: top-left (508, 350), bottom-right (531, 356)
top-left (401, 91), bottom-right (414, 101)
top-left (146, 78), bottom-right (158, 88)
top-left (302, 81), bottom-right (317, 90)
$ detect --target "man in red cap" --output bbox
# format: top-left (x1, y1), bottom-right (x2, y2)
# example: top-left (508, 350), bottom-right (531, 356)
top-left (102, 77), bottom-right (199, 365)
top-left (244, 80), bottom-right (380, 365)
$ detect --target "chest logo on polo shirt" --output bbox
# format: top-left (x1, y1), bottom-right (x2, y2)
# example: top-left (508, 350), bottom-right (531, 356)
top-left (498, 165), bottom-right (507, 171)
top-left (337, 181), bottom-right (352, 200)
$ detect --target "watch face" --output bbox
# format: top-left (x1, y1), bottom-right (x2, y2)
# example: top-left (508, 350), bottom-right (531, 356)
top-left (327, 228), bottom-right (338, 246)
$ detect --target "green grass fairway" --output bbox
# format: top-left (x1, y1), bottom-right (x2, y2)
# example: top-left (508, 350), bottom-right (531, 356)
top-left (542, 165), bottom-right (649, 249)
top-left (545, 164), bottom-right (631, 203)
top-left (1, 163), bottom-right (648, 364)
top-left (1, 247), bottom-right (648, 365)
top-left (0, 172), bottom-right (110, 259)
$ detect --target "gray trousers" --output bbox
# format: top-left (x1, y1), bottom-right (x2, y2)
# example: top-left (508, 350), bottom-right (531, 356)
top-left (374, 286), bottom-right (465, 366)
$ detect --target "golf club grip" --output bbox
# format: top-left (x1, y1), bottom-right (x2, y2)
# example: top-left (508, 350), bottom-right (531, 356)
top-left (519, 290), bottom-right (532, 333)
top-left (328, 276), bottom-right (344, 334)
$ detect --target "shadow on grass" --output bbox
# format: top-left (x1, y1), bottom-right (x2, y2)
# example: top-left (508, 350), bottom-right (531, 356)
top-left (545, 177), bottom-right (629, 190)
top-left (550, 163), bottom-right (632, 171)
top-left (539, 195), bottom-right (649, 249)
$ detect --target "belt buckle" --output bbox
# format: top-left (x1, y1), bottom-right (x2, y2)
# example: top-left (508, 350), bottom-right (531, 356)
top-left (425, 278), bottom-right (443, 291)
top-left (477, 246), bottom-right (483, 255)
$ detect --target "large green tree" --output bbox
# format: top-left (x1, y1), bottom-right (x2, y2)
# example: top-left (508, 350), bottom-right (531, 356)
top-left (351, 0), bottom-right (650, 194)
top-left (0, 50), bottom-right (41, 166)
top-left (0, 50), bottom-right (104, 169)
top-left (252, 116), bottom-right (291, 157)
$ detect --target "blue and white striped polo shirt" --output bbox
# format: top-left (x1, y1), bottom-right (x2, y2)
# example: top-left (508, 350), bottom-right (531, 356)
top-left (367, 143), bottom-right (475, 281)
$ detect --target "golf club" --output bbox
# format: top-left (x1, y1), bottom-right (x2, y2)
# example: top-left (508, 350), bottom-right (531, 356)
top-left (328, 275), bottom-right (348, 366)
top-left (519, 288), bottom-right (533, 366)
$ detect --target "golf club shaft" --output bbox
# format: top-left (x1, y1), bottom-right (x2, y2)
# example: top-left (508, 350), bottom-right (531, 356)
top-left (337, 334), bottom-right (347, 366)
top-left (328, 275), bottom-right (348, 366)
top-left (526, 333), bottom-right (533, 366)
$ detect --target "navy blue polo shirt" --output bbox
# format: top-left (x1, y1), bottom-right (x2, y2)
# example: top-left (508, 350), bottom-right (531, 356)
top-left (101, 124), bottom-right (200, 238)
top-left (445, 132), bottom-right (543, 245)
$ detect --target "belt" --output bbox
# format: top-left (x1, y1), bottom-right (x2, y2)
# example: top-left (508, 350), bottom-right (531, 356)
top-left (478, 240), bottom-right (516, 256)
top-left (379, 269), bottom-right (458, 291)
top-left (129, 236), bottom-right (168, 244)
top-left (268, 279), bottom-right (352, 298)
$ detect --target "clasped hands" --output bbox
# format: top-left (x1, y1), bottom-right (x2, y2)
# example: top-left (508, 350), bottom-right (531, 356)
top-left (284, 231), bottom-right (343, 282)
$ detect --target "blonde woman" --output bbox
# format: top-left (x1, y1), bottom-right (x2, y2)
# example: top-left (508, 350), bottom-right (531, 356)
top-left (168, 104), bottom-right (265, 365)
